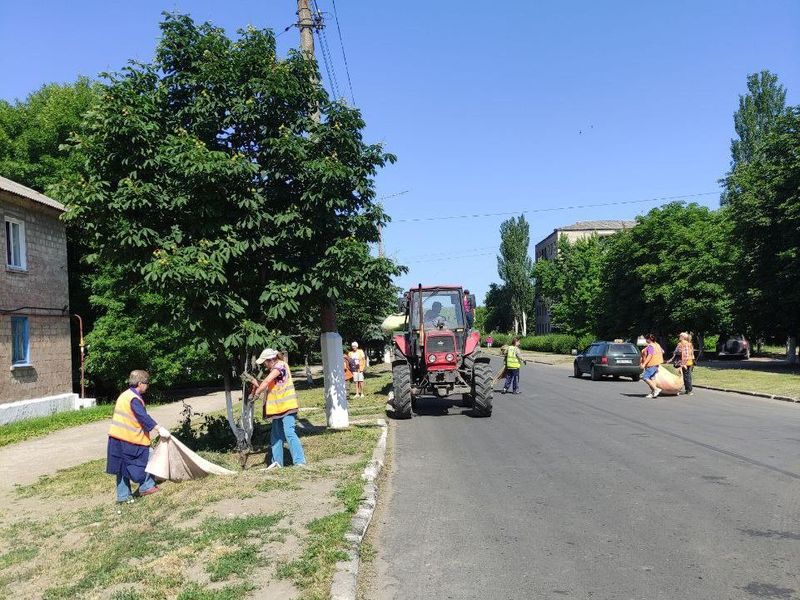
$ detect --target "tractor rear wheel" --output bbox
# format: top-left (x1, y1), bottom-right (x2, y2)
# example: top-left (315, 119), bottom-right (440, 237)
top-left (471, 361), bottom-right (493, 417)
top-left (391, 358), bottom-right (412, 419)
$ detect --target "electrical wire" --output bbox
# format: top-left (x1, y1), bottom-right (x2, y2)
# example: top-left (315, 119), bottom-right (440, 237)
top-left (330, 0), bottom-right (356, 104)
top-left (377, 189), bottom-right (410, 201)
top-left (393, 191), bottom-right (721, 223)
top-left (310, 0), bottom-right (340, 99)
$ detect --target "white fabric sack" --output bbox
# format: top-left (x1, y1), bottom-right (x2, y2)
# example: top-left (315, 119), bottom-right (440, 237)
top-left (146, 435), bottom-right (235, 481)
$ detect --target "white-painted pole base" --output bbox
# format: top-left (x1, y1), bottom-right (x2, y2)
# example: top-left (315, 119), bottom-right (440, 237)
top-left (787, 335), bottom-right (798, 365)
top-left (321, 332), bottom-right (349, 428)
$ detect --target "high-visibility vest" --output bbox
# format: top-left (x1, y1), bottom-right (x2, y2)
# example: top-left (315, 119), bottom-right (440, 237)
top-left (506, 346), bottom-right (521, 369)
top-left (679, 341), bottom-right (694, 366)
top-left (642, 342), bottom-right (664, 367)
top-left (108, 389), bottom-right (151, 446)
top-left (265, 361), bottom-right (299, 418)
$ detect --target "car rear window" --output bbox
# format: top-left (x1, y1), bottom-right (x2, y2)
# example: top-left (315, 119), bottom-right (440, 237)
top-left (609, 344), bottom-right (638, 355)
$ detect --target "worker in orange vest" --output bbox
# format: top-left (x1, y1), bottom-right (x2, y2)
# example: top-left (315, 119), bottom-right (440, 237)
top-left (106, 370), bottom-right (171, 503)
top-left (639, 333), bottom-right (664, 398)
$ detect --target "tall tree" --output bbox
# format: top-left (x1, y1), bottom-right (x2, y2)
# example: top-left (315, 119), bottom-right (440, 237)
top-left (483, 283), bottom-right (514, 333)
top-left (723, 107), bottom-right (800, 362)
top-left (534, 234), bottom-right (605, 336)
top-left (56, 14), bottom-right (403, 445)
top-left (722, 70), bottom-right (787, 205)
top-left (497, 215), bottom-right (534, 335)
top-left (601, 203), bottom-right (733, 348)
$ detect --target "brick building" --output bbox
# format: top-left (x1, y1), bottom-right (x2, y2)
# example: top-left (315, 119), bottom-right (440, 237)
top-left (0, 176), bottom-right (87, 422)
top-left (534, 220), bottom-right (635, 334)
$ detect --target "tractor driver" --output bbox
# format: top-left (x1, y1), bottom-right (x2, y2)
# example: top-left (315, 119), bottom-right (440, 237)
top-left (424, 301), bottom-right (445, 327)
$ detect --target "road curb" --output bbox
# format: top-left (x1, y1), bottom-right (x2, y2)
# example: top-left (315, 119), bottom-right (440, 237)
top-left (693, 384), bottom-right (799, 403)
top-left (330, 417), bottom-right (388, 600)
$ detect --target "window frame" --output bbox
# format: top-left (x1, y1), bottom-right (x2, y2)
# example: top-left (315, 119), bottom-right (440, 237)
top-left (5, 217), bottom-right (27, 270)
top-left (11, 316), bottom-right (30, 366)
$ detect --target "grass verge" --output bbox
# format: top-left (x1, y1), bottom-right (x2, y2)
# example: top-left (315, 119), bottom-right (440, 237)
top-left (0, 404), bottom-right (114, 447)
top-left (692, 366), bottom-right (800, 400)
top-left (0, 366), bottom-right (392, 599)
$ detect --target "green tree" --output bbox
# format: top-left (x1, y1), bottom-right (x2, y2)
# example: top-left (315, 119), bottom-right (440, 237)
top-left (56, 14), bottom-right (402, 444)
top-left (722, 70), bottom-right (787, 205)
top-left (600, 203), bottom-right (733, 350)
top-left (482, 283), bottom-right (514, 333)
top-left (723, 107), bottom-right (800, 362)
top-left (497, 215), bottom-right (534, 335)
top-left (534, 234), bottom-right (605, 336)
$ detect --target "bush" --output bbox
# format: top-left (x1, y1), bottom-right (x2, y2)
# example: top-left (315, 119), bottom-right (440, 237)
top-left (482, 332), bottom-right (597, 355)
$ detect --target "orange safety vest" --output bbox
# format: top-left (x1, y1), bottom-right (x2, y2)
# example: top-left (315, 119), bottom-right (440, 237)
top-left (264, 361), bottom-right (299, 418)
top-left (642, 342), bottom-right (664, 368)
top-left (678, 341), bottom-right (694, 366)
top-left (108, 389), bottom-right (151, 446)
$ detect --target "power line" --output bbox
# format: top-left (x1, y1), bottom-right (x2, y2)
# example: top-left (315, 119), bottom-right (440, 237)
top-left (330, 0), bottom-right (356, 104)
top-left (393, 191), bottom-right (721, 224)
top-left (377, 189), bottom-right (410, 201)
top-left (406, 251), bottom-right (496, 264)
top-left (310, 0), bottom-right (340, 99)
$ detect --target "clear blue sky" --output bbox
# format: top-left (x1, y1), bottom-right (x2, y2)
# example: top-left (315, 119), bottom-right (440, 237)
top-left (2, 1), bottom-right (799, 302)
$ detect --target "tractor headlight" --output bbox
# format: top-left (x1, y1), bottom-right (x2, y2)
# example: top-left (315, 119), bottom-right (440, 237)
top-left (445, 353), bottom-right (454, 362)
top-left (428, 354), bottom-right (436, 363)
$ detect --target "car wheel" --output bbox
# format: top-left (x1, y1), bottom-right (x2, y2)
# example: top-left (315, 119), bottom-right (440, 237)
top-left (591, 365), bottom-right (601, 381)
top-left (573, 362), bottom-right (582, 378)
top-left (631, 374), bottom-right (640, 382)
top-left (612, 375), bottom-right (620, 380)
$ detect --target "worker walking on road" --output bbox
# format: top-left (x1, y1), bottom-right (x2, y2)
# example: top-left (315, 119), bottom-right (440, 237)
top-left (671, 332), bottom-right (695, 396)
top-left (106, 369), bottom-right (171, 503)
top-left (640, 334), bottom-right (664, 398)
top-left (502, 337), bottom-right (525, 394)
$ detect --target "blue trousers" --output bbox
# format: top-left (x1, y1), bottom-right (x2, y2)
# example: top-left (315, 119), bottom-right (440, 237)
top-left (270, 413), bottom-right (306, 467)
top-left (503, 368), bottom-right (520, 393)
top-left (116, 472), bottom-right (156, 502)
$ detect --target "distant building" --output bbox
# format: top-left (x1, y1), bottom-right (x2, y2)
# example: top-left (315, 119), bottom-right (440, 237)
top-left (534, 220), bottom-right (635, 334)
top-left (0, 176), bottom-right (90, 423)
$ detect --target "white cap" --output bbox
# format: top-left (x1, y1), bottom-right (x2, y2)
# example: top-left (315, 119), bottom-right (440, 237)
top-left (256, 348), bottom-right (278, 365)
top-left (351, 341), bottom-right (358, 348)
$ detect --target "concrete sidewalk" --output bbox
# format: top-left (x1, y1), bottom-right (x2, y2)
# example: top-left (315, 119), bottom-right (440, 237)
top-left (0, 390), bottom-right (230, 493)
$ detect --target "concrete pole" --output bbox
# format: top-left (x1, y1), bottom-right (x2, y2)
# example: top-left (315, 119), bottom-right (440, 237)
top-left (297, 0), bottom-right (348, 427)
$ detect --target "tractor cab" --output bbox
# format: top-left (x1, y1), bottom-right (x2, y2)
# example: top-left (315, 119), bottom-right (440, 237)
top-left (390, 285), bottom-right (492, 417)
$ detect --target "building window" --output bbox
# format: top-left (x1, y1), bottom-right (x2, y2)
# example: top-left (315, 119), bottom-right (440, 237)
top-left (11, 316), bottom-right (30, 366)
top-left (5, 218), bottom-right (27, 270)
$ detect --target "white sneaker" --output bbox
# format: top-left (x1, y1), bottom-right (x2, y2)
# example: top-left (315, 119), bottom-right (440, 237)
top-left (265, 462), bottom-right (282, 471)
top-left (645, 393), bottom-right (654, 399)
top-left (653, 388), bottom-right (662, 398)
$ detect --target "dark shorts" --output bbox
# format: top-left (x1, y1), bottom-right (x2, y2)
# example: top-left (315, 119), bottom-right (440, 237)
top-left (643, 365), bottom-right (659, 381)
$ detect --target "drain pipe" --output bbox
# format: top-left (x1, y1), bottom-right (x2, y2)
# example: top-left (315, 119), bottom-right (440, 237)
top-left (71, 314), bottom-right (85, 399)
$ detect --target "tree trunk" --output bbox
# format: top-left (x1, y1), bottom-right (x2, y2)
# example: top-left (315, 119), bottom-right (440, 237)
top-left (522, 310), bottom-right (527, 337)
top-left (787, 335), bottom-right (798, 364)
top-left (696, 332), bottom-right (704, 361)
top-left (222, 356), bottom-right (248, 451)
top-left (513, 316), bottom-right (519, 335)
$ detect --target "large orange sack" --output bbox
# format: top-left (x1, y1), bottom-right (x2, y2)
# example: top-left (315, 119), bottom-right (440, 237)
top-left (653, 366), bottom-right (683, 395)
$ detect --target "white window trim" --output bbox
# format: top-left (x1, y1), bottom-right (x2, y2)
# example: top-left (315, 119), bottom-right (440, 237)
top-left (5, 217), bottom-right (27, 271)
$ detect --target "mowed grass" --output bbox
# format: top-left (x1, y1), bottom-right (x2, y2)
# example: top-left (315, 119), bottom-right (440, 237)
top-left (692, 366), bottom-right (800, 400)
top-left (0, 404), bottom-right (114, 447)
top-left (0, 367), bottom-right (392, 600)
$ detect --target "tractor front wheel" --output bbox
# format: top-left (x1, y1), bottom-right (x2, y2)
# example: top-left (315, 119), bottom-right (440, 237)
top-left (391, 359), bottom-right (413, 419)
top-left (471, 361), bottom-right (494, 417)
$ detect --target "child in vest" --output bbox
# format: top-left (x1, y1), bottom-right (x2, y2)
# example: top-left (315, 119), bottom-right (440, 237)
top-left (348, 342), bottom-right (367, 398)
top-left (502, 337), bottom-right (525, 394)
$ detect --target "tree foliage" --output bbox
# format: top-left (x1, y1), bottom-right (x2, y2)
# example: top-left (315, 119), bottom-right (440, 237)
top-left (497, 215), bottom-right (534, 335)
top-left (482, 283), bottom-right (514, 333)
top-left (56, 14), bottom-right (403, 397)
top-left (600, 203), bottom-right (733, 342)
top-left (723, 107), bottom-right (800, 342)
top-left (730, 70), bottom-right (787, 168)
top-left (534, 234), bottom-right (605, 336)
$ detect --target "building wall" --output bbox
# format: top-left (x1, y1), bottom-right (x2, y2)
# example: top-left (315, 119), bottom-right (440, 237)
top-left (0, 191), bottom-right (71, 404)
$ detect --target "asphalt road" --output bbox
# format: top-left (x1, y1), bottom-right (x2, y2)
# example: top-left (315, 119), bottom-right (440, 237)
top-left (365, 361), bottom-right (800, 600)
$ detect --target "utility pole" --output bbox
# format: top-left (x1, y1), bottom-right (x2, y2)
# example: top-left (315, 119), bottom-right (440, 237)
top-left (297, 0), bottom-right (349, 428)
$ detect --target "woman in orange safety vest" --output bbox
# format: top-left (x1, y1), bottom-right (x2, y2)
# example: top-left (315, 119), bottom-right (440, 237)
top-left (253, 348), bottom-right (306, 470)
top-left (671, 332), bottom-right (695, 396)
top-left (106, 369), bottom-right (171, 503)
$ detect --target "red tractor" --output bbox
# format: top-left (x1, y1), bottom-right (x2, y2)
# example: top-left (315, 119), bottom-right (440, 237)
top-left (389, 285), bottom-right (493, 418)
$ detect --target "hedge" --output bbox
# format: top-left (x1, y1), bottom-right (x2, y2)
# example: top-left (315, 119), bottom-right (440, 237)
top-left (481, 332), bottom-right (596, 355)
